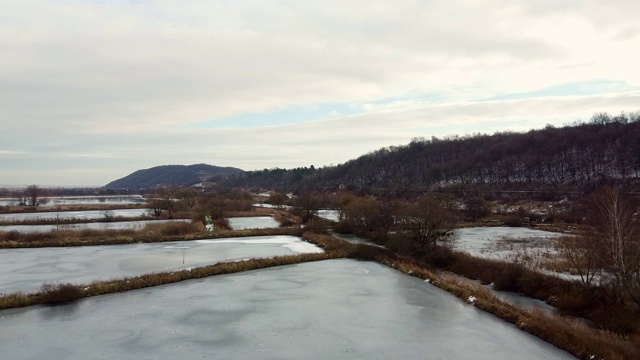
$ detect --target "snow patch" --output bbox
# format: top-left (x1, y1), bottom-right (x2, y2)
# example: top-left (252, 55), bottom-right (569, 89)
top-left (196, 236), bottom-right (323, 254)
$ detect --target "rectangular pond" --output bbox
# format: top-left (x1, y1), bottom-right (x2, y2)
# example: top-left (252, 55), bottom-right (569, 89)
top-left (228, 216), bottom-right (280, 230)
top-left (0, 219), bottom-right (183, 234)
top-left (0, 235), bottom-right (322, 294)
top-left (0, 260), bottom-right (574, 359)
top-left (0, 195), bottom-right (146, 207)
top-left (454, 226), bottom-right (562, 259)
top-left (0, 208), bottom-right (150, 222)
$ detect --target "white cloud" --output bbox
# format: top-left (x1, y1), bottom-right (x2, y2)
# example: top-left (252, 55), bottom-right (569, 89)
top-left (1, 0), bottom-right (639, 185)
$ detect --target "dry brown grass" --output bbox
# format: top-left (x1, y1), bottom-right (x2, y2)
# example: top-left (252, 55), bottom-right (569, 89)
top-left (0, 226), bottom-right (305, 248)
top-left (37, 283), bottom-right (84, 304)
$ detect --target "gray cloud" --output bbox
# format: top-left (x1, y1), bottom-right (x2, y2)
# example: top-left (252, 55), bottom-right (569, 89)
top-left (1, 1), bottom-right (638, 185)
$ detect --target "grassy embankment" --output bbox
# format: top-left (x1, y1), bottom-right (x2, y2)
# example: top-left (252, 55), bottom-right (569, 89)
top-left (0, 215), bottom-right (157, 226)
top-left (0, 202), bottom-right (147, 214)
top-left (0, 222), bottom-right (304, 248)
top-left (0, 207), bottom-right (299, 248)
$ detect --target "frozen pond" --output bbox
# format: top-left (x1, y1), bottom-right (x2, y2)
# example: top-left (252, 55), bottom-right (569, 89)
top-left (228, 216), bottom-right (280, 230)
top-left (0, 235), bottom-right (322, 294)
top-left (317, 209), bottom-right (339, 222)
top-left (0, 208), bottom-right (150, 222)
top-left (0, 260), bottom-right (574, 359)
top-left (454, 227), bottom-right (562, 260)
top-left (0, 195), bottom-right (146, 207)
top-left (0, 219), bottom-right (182, 234)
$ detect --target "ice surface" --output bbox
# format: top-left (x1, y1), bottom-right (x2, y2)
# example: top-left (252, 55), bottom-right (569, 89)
top-left (454, 226), bottom-right (562, 259)
top-left (0, 260), bottom-right (575, 360)
top-left (317, 209), bottom-right (339, 222)
top-left (197, 235), bottom-right (323, 253)
top-left (227, 216), bottom-right (280, 229)
top-left (0, 208), bottom-right (150, 222)
top-left (0, 219), bottom-right (183, 233)
top-left (0, 196), bottom-right (146, 207)
top-left (0, 235), bottom-right (322, 294)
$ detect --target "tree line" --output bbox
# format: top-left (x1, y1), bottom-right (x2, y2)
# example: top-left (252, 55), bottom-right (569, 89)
top-left (226, 111), bottom-right (640, 194)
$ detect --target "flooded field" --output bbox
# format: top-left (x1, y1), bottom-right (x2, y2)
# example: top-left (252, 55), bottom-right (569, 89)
top-left (0, 260), bottom-right (574, 359)
top-left (0, 235), bottom-right (322, 294)
top-left (454, 226), bottom-right (562, 260)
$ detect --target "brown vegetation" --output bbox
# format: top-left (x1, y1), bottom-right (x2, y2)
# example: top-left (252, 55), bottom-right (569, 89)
top-left (0, 225), bottom-right (303, 248)
top-left (0, 214), bottom-right (156, 226)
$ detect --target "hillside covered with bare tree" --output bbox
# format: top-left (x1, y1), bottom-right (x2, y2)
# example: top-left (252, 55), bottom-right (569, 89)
top-left (228, 112), bottom-right (640, 194)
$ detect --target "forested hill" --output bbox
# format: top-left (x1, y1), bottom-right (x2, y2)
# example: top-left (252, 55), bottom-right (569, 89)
top-left (229, 112), bottom-right (640, 193)
top-left (106, 164), bottom-right (244, 190)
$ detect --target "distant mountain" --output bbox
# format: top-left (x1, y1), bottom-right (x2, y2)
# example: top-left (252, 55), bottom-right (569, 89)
top-left (105, 164), bottom-right (244, 190)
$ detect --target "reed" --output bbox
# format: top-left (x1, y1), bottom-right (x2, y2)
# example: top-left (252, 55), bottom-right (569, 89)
top-left (0, 226), bottom-right (304, 248)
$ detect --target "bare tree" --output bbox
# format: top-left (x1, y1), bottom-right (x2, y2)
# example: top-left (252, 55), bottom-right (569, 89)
top-left (464, 196), bottom-right (491, 221)
top-left (268, 192), bottom-right (286, 209)
top-left (332, 191), bottom-right (356, 222)
top-left (592, 187), bottom-right (640, 304)
top-left (293, 192), bottom-right (322, 224)
top-left (148, 186), bottom-right (176, 217)
top-left (556, 233), bottom-right (601, 286)
top-left (176, 187), bottom-right (199, 210)
top-left (24, 185), bottom-right (47, 207)
top-left (101, 210), bottom-right (115, 222)
top-left (344, 197), bottom-right (381, 231)
top-left (398, 195), bottom-right (455, 253)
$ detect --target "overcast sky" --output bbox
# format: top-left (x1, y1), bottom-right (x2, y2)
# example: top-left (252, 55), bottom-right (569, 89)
top-left (1, 0), bottom-right (639, 186)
